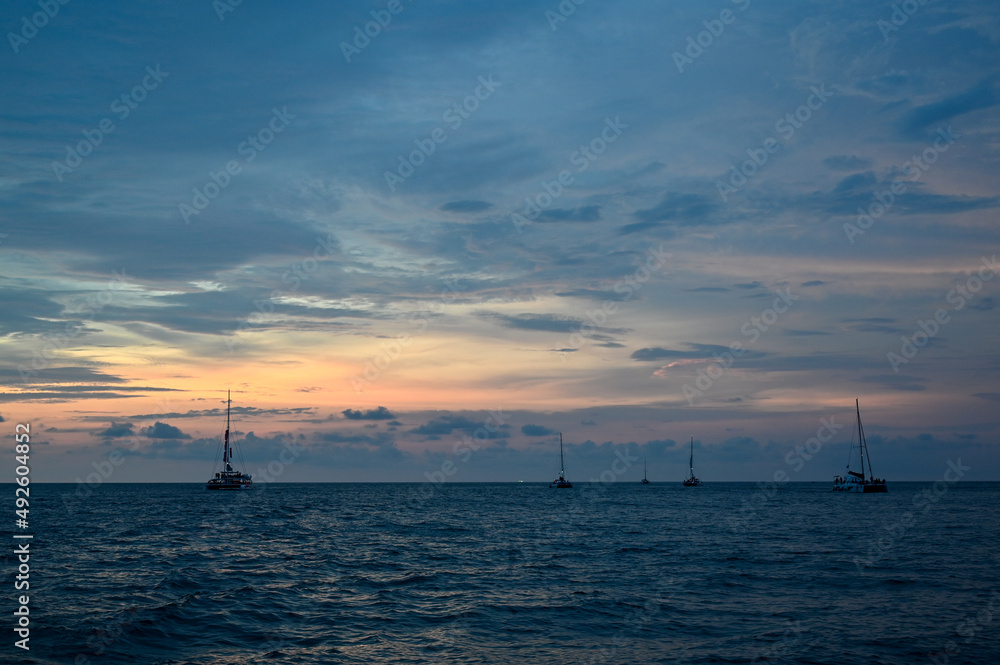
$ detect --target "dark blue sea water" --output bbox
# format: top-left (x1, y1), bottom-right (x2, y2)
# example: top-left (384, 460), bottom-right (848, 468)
top-left (5, 481), bottom-right (999, 664)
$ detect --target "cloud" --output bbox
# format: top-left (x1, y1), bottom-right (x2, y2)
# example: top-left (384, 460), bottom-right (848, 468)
top-left (631, 192), bottom-right (717, 226)
top-left (477, 311), bottom-right (630, 337)
top-left (110, 406), bottom-right (317, 421)
top-left (969, 297), bottom-right (995, 312)
top-left (477, 312), bottom-right (578, 333)
top-left (631, 343), bottom-right (751, 362)
top-left (822, 155), bottom-right (872, 171)
top-left (521, 424), bottom-right (556, 436)
top-left (842, 318), bottom-right (902, 334)
top-left (896, 80), bottom-right (999, 138)
top-left (0, 367), bottom-right (129, 387)
top-left (98, 422), bottom-right (135, 438)
top-left (141, 422), bottom-right (192, 439)
top-left (409, 414), bottom-right (508, 439)
top-left (537, 206), bottom-right (601, 222)
top-left (314, 431), bottom-right (397, 448)
top-left (440, 200), bottom-right (494, 213)
top-left (342, 406), bottom-right (396, 420)
top-left (859, 374), bottom-right (926, 391)
top-left (833, 171), bottom-right (877, 193)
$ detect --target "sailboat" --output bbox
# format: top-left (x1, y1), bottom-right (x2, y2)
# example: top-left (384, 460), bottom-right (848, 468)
top-left (549, 433), bottom-right (573, 488)
top-left (682, 436), bottom-right (701, 486)
top-left (640, 458), bottom-right (650, 484)
top-left (205, 391), bottom-right (253, 490)
top-left (833, 399), bottom-right (887, 493)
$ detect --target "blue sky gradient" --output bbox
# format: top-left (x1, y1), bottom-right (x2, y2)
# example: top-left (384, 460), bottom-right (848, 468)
top-left (2, 0), bottom-right (999, 482)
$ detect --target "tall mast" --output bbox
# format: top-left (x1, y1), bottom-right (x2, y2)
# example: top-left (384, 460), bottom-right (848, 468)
top-left (689, 436), bottom-right (694, 477)
top-left (856, 399), bottom-right (865, 479)
top-left (857, 398), bottom-right (874, 480)
top-left (223, 390), bottom-right (231, 467)
top-left (559, 433), bottom-right (565, 476)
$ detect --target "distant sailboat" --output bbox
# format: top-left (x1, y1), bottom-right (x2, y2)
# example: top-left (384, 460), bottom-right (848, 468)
top-left (640, 458), bottom-right (650, 484)
top-left (549, 433), bottom-right (573, 488)
top-left (833, 399), bottom-right (887, 493)
top-left (205, 391), bottom-right (253, 490)
top-left (682, 436), bottom-right (702, 486)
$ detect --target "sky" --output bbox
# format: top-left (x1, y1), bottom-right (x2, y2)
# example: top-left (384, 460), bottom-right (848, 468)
top-left (2, 0), bottom-right (999, 483)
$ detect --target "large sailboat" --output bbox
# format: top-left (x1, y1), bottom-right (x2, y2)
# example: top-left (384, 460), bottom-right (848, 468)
top-left (549, 433), bottom-right (573, 488)
top-left (833, 399), bottom-right (887, 493)
top-left (682, 436), bottom-right (702, 486)
top-left (205, 391), bottom-right (253, 490)
top-left (640, 458), bottom-right (650, 484)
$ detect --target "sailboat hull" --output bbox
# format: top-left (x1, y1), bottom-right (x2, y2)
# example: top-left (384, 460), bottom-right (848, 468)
top-left (832, 477), bottom-right (887, 493)
top-left (205, 483), bottom-right (253, 490)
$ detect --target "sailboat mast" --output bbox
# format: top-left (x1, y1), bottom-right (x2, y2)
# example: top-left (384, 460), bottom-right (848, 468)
top-left (223, 390), bottom-right (231, 466)
top-left (559, 433), bottom-right (565, 475)
top-left (856, 398), bottom-right (865, 480)
top-left (857, 399), bottom-right (875, 480)
top-left (689, 436), bottom-right (694, 476)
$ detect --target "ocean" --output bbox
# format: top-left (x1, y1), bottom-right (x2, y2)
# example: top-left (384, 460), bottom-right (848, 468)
top-left (6, 481), bottom-right (999, 664)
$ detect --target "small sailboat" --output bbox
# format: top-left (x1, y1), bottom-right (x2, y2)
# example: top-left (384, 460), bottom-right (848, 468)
top-left (682, 436), bottom-right (701, 486)
top-left (833, 399), bottom-right (887, 493)
top-left (640, 458), bottom-right (650, 484)
top-left (205, 391), bottom-right (253, 490)
top-left (549, 433), bottom-right (573, 488)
